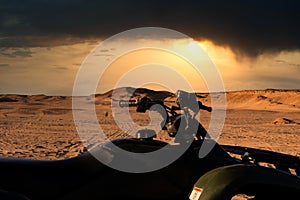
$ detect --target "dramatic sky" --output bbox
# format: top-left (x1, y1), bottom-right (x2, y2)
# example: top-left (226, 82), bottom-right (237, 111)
top-left (1, 0), bottom-right (300, 95)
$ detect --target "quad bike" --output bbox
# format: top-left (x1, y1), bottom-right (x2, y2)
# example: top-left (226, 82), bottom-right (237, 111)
top-left (0, 90), bottom-right (299, 200)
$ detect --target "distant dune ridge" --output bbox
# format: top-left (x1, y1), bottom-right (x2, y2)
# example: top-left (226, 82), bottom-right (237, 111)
top-left (0, 88), bottom-right (299, 159)
top-left (223, 89), bottom-right (300, 111)
top-left (1, 87), bottom-right (299, 111)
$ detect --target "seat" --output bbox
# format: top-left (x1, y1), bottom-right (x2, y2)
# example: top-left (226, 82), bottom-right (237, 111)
top-left (0, 150), bottom-right (107, 199)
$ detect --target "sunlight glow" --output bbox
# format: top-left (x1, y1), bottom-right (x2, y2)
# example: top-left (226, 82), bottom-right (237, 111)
top-left (1, 37), bottom-right (299, 95)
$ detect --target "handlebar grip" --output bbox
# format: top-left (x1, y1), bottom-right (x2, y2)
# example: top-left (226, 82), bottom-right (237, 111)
top-left (119, 100), bottom-right (138, 107)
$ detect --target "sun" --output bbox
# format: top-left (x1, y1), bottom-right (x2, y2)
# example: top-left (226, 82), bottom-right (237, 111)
top-left (188, 41), bottom-right (199, 52)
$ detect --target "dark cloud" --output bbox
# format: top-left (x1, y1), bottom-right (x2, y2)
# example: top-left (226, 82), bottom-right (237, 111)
top-left (289, 63), bottom-right (300, 67)
top-left (53, 65), bottom-right (68, 70)
top-left (275, 59), bottom-right (300, 67)
top-left (275, 59), bottom-right (286, 64)
top-left (94, 54), bottom-right (114, 57)
top-left (0, 0), bottom-right (300, 56)
top-left (72, 63), bottom-right (81, 67)
top-left (0, 63), bottom-right (9, 67)
top-left (1, 48), bottom-right (34, 58)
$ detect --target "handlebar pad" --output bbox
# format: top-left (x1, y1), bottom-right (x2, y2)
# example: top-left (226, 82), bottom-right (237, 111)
top-left (119, 98), bottom-right (212, 112)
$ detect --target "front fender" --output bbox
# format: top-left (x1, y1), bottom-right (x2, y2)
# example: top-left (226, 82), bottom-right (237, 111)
top-left (189, 164), bottom-right (300, 200)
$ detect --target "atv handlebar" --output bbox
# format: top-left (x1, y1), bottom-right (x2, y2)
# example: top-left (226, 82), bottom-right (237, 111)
top-left (119, 97), bottom-right (212, 113)
top-left (119, 97), bottom-right (165, 113)
top-left (118, 92), bottom-right (212, 140)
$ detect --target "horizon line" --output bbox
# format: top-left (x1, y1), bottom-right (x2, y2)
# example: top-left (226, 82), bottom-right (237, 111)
top-left (1, 87), bottom-right (300, 97)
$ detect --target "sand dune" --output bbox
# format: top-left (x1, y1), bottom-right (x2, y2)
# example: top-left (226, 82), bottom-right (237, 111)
top-left (224, 89), bottom-right (300, 111)
top-left (0, 88), bottom-right (299, 160)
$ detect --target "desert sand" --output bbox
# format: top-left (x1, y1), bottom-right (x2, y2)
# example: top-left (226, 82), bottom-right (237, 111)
top-left (0, 88), bottom-right (299, 160)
